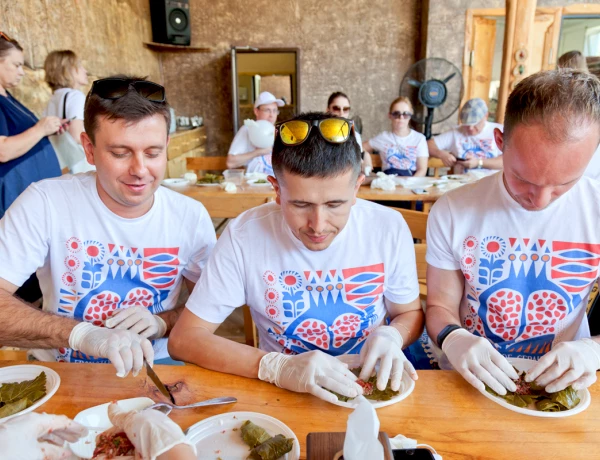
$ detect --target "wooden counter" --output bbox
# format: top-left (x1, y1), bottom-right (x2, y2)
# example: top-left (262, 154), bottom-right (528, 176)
top-left (4, 361), bottom-right (598, 460)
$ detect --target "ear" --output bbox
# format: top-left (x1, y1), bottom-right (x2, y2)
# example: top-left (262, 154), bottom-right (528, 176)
top-left (353, 172), bottom-right (365, 204)
top-left (81, 132), bottom-right (96, 166)
top-left (253, 107), bottom-right (260, 119)
top-left (493, 128), bottom-right (504, 152)
top-left (387, 113), bottom-right (393, 122)
top-left (268, 174), bottom-right (282, 205)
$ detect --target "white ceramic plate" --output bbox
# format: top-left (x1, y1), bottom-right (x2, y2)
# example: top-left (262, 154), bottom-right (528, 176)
top-left (394, 177), bottom-right (436, 188)
top-left (477, 357), bottom-right (591, 418)
top-left (330, 354), bottom-right (415, 409)
top-left (186, 411), bottom-right (300, 460)
top-left (0, 365), bottom-right (60, 423)
top-left (162, 178), bottom-right (189, 187)
top-left (68, 397), bottom-right (155, 459)
top-left (196, 182), bottom-right (222, 187)
top-left (246, 179), bottom-right (273, 187)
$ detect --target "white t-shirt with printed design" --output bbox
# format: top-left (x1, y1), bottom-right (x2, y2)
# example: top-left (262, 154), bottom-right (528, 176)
top-left (368, 129), bottom-right (428, 172)
top-left (426, 172), bottom-right (600, 367)
top-left (0, 173), bottom-right (216, 362)
top-left (228, 125), bottom-right (273, 174)
top-left (433, 122), bottom-right (503, 159)
top-left (186, 199), bottom-right (420, 355)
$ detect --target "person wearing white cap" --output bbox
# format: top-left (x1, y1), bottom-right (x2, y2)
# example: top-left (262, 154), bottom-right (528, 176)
top-left (226, 91), bottom-right (284, 174)
top-left (427, 98), bottom-right (504, 174)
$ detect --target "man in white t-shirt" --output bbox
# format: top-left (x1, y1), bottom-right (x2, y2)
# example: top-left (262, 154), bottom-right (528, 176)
top-left (170, 112), bottom-right (423, 403)
top-left (425, 69), bottom-right (600, 397)
top-left (226, 91), bottom-right (284, 175)
top-left (428, 98), bottom-right (503, 174)
top-left (0, 77), bottom-right (215, 376)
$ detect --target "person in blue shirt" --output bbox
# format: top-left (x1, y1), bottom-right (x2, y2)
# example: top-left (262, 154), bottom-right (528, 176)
top-left (0, 32), bottom-right (65, 302)
top-left (0, 32), bottom-right (64, 218)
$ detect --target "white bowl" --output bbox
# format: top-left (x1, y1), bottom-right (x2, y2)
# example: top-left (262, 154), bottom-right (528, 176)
top-left (0, 365), bottom-right (60, 423)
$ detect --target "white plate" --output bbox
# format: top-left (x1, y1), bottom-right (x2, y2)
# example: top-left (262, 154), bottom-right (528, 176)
top-left (394, 177), bottom-right (436, 188)
top-left (196, 182), bottom-right (222, 187)
top-left (477, 357), bottom-right (591, 418)
top-left (186, 411), bottom-right (300, 460)
top-left (0, 365), bottom-right (60, 423)
top-left (246, 179), bottom-right (273, 187)
top-left (162, 178), bottom-right (189, 187)
top-left (330, 355), bottom-right (415, 409)
top-left (68, 397), bottom-right (154, 459)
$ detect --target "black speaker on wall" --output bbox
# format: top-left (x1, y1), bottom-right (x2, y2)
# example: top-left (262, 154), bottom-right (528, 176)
top-left (149, 0), bottom-right (191, 46)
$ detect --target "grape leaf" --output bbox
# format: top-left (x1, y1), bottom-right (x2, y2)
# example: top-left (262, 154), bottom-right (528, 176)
top-left (0, 397), bottom-right (29, 419)
top-left (0, 372), bottom-right (46, 406)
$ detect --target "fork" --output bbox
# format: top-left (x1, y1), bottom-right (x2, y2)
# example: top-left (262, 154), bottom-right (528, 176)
top-left (147, 396), bottom-right (237, 415)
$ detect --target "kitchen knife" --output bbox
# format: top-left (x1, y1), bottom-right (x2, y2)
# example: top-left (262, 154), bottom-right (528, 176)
top-left (145, 360), bottom-right (176, 405)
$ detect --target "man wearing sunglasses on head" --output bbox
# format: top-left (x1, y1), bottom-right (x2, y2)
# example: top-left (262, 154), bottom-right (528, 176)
top-left (427, 98), bottom-right (503, 174)
top-left (0, 76), bottom-right (216, 377)
top-left (170, 112), bottom-right (423, 403)
top-left (226, 91), bottom-right (284, 175)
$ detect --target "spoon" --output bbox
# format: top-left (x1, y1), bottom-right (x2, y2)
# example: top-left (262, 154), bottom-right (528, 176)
top-left (147, 396), bottom-right (237, 415)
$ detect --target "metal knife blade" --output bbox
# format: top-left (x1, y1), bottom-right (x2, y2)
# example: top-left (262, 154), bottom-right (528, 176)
top-left (145, 360), bottom-right (176, 405)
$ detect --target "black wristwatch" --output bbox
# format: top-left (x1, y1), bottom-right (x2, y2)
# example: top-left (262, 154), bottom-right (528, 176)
top-left (437, 324), bottom-right (463, 348)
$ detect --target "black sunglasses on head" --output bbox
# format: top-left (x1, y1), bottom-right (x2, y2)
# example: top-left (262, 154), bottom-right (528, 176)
top-left (90, 78), bottom-right (166, 102)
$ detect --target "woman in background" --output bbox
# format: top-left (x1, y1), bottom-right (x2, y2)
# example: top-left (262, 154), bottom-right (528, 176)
top-left (0, 32), bottom-right (63, 218)
top-left (363, 96), bottom-right (428, 177)
top-left (326, 91), bottom-right (372, 172)
top-left (44, 49), bottom-right (94, 173)
top-left (0, 32), bottom-right (64, 303)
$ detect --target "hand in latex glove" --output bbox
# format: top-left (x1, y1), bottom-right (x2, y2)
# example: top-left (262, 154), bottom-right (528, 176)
top-left (108, 402), bottom-right (196, 460)
top-left (69, 322), bottom-right (154, 377)
top-left (442, 328), bottom-right (518, 395)
top-left (0, 412), bottom-right (87, 460)
top-left (105, 306), bottom-right (167, 340)
top-left (526, 339), bottom-right (600, 393)
top-left (258, 350), bottom-right (363, 403)
top-left (359, 325), bottom-right (417, 392)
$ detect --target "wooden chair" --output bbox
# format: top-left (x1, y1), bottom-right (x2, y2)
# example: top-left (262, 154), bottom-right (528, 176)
top-left (391, 208), bottom-right (428, 242)
top-left (243, 305), bottom-right (259, 347)
top-left (414, 243), bottom-right (428, 301)
top-left (427, 157), bottom-right (446, 178)
top-left (369, 153), bottom-right (382, 169)
top-left (186, 156), bottom-right (228, 175)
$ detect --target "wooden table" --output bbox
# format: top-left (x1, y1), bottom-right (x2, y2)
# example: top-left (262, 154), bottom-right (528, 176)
top-left (5, 361), bottom-right (599, 459)
top-left (176, 184), bottom-right (444, 218)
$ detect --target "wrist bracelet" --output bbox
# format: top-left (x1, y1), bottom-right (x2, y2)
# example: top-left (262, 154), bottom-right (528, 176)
top-left (436, 324), bottom-right (462, 348)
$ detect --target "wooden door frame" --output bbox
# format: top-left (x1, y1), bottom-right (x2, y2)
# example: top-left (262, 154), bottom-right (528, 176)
top-left (465, 4), bottom-right (600, 122)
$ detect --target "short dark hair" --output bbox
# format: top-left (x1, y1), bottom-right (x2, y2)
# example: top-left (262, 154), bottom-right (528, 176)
top-left (504, 69), bottom-right (600, 142)
top-left (272, 112), bottom-right (361, 180)
top-left (327, 91), bottom-right (349, 107)
top-left (83, 75), bottom-right (171, 144)
top-left (0, 34), bottom-right (23, 59)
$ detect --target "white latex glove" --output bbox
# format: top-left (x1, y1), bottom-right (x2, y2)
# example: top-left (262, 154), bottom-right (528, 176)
top-left (526, 338), bottom-right (600, 393)
top-left (69, 322), bottom-right (155, 378)
top-left (359, 325), bottom-right (417, 392)
top-left (105, 306), bottom-right (167, 340)
top-left (108, 402), bottom-right (196, 460)
top-left (258, 350), bottom-right (363, 403)
top-left (442, 328), bottom-right (518, 395)
top-left (0, 412), bottom-right (87, 460)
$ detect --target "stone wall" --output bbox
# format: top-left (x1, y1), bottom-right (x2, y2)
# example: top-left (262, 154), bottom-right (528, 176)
top-left (0, 0), bottom-right (160, 116)
top-left (159, 0), bottom-right (421, 156)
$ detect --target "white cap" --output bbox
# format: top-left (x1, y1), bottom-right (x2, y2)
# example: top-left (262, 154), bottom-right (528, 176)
top-left (254, 91), bottom-right (285, 108)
